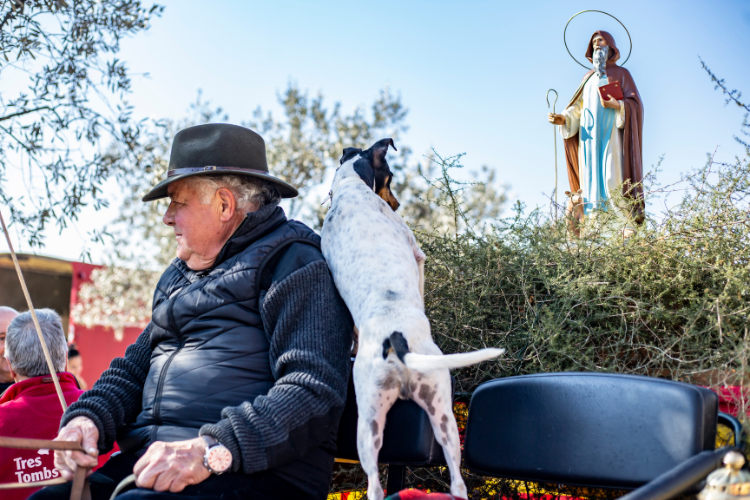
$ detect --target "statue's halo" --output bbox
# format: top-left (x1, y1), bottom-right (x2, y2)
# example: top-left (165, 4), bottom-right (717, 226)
top-left (564, 10), bottom-right (632, 69)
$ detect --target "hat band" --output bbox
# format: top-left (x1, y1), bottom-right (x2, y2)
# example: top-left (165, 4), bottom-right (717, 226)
top-left (167, 166), bottom-right (270, 178)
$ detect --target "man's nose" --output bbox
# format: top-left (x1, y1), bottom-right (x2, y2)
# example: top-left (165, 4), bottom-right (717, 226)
top-left (163, 205), bottom-right (175, 226)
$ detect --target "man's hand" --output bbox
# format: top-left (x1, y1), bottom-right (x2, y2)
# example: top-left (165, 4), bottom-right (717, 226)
top-left (134, 437), bottom-right (211, 492)
top-left (54, 416), bottom-right (100, 480)
top-left (600, 96), bottom-right (620, 109)
top-left (548, 113), bottom-right (566, 125)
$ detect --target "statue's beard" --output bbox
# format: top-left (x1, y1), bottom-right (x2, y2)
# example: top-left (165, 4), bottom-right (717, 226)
top-left (593, 46), bottom-right (609, 78)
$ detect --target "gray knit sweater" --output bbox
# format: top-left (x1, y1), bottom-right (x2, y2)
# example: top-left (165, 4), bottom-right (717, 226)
top-left (61, 217), bottom-right (353, 497)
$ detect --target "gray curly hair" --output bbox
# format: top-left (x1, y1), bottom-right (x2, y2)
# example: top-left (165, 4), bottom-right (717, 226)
top-left (187, 175), bottom-right (281, 211)
top-left (6, 309), bottom-right (67, 377)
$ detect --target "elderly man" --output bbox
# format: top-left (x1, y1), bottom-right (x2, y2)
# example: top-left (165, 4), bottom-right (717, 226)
top-left (33, 124), bottom-right (353, 500)
top-left (0, 309), bottom-right (84, 500)
top-left (548, 30), bottom-right (644, 229)
top-left (0, 306), bottom-right (19, 393)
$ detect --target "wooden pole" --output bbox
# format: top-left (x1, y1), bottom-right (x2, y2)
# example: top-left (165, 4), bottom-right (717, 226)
top-left (0, 211), bottom-right (67, 412)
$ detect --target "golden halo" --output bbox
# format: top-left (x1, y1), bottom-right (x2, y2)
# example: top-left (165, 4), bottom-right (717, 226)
top-left (564, 10), bottom-right (632, 69)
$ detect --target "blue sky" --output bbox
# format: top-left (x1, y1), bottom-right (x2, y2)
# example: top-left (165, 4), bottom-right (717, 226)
top-left (16, 0), bottom-right (750, 261)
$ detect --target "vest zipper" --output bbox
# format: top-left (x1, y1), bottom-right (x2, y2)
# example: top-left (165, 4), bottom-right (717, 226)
top-left (152, 340), bottom-right (184, 427)
top-left (152, 288), bottom-right (187, 430)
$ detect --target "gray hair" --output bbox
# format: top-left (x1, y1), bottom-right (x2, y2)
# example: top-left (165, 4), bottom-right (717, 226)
top-left (187, 175), bottom-right (281, 211)
top-left (6, 309), bottom-right (67, 377)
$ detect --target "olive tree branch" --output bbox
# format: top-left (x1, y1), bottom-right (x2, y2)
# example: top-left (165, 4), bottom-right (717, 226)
top-left (0, 105), bottom-right (53, 122)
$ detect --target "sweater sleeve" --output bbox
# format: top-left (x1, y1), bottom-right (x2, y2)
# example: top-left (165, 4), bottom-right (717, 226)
top-left (200, 259), bottom-right (353, 474)
top-left (60, 326), bottom-right (153, 453)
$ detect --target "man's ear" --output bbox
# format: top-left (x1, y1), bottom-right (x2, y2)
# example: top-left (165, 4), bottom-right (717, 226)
top-left (216, 187), bottom-right (238, 221)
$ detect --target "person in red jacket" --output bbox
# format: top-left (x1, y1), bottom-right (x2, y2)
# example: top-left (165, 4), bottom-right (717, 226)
top-left (0, 308), bottom-right (83, 500)
top-left (0, 306), bottom-right (19, 394)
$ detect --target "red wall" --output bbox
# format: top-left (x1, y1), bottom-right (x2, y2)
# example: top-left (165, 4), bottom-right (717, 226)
top-left (69, 262), bottom-right (145, 386)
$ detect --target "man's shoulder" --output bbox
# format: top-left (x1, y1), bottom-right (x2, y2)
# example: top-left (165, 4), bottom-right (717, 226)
top-left (282, 219), bottom-right (322, 246)
top-left (0, 393), bottom-right (44, 423)
top-left (153, 258), bottom-right (190, 299)
top-left (267, 241), bottom-right (326, 287)
top-left (0, 377), bottom-right (83, 418)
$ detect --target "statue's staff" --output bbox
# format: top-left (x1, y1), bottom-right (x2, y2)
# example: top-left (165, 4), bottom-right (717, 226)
top-left (546, 89), bottom-right (559, 218)
top-left (0, 210), bottom-right (68, 411)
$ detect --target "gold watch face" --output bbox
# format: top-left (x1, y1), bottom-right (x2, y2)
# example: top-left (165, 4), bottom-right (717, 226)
top-left (208, 446), bottom-right (232, 473)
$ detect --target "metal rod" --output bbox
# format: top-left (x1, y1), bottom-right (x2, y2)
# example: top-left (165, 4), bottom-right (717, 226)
top-left (0, 211), bottom-right (67, 413)
top-left (547, 89), bottom-right (559, 219)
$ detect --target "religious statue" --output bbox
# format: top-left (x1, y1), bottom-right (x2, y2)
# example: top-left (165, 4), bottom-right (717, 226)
top-left (548, 30), bottom-right (644, 228)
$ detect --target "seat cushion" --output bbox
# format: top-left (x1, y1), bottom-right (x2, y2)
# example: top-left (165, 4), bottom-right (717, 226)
top-left (464, 372), bottom-right (718, 488)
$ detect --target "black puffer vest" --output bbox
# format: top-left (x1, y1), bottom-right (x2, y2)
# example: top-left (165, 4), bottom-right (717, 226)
top-left (118, 206), bottom-right (320, 454)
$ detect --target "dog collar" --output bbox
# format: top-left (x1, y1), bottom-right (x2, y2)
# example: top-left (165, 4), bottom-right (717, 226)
top-left (321, 176), bottom-right (367, 207)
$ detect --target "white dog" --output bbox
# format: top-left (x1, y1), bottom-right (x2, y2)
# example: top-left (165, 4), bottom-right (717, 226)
top-left (321, 139), bottom-right (504, 500)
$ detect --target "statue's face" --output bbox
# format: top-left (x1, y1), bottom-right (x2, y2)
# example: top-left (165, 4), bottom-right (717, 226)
top-left (592, 35), bottom-right (608, 50)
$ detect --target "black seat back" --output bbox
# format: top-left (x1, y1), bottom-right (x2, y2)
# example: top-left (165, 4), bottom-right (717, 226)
top-left (464, 372), bottom-right (718, 489)
top-left (335, 361), bottom-right (447, 465)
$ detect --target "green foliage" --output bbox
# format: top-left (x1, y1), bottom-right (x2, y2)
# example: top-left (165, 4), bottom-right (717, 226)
top-left (0, 0), bottom-right (162, 249)
top-left (422, 155), bottom-right (750, 394)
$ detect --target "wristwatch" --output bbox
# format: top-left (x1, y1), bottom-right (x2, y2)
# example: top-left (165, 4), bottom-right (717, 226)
top-left (202, 435), bottom-right (232, 475)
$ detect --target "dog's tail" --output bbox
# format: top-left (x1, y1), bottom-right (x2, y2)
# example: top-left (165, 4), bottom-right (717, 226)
top-left (383, 331), bottom-right (504, 372)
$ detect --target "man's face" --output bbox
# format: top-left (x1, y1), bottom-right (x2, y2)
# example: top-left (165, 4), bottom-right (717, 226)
top-left (68, 355), bottom-right (83, 377)
top-left (0, 308), bottom-right (18, 383)
top-left (162, 179), bottom-right (240, 270)
top-left (593, 36), bottom-right (608, 50)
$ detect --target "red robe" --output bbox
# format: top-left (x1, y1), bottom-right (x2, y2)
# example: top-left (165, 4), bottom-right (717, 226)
top-left (563, 31), bottom-right (645, 223)
top-left (0, 373), bottom-right (83, 500)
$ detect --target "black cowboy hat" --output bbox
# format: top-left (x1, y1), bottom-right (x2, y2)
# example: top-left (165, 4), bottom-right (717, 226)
top-left (142, 123), bottom-right (298, 202)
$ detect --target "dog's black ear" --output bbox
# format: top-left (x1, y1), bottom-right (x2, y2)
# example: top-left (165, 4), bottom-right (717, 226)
top-left (340, 147), bottom-right (363, 165)
top-left (371, 139), bottom-right (397, 167)
top-left (353, 159), bottom-right (375, 190)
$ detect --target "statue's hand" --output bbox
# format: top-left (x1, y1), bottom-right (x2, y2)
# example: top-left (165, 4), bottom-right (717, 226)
top-left (600, 96), bottom-right (621, 109)
top-left (547, 113), bottom-right (566, 125)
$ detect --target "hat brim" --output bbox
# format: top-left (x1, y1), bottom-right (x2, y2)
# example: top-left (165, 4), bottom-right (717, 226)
top-left (141, 169), bottom-right (299, 202)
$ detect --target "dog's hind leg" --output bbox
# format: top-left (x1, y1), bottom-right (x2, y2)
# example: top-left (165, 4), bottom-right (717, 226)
top-left (411, 369), bottom-right (468, 499)
top-left (354, 361), bottom-right (399, 500)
